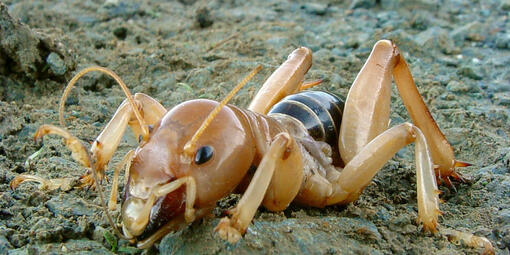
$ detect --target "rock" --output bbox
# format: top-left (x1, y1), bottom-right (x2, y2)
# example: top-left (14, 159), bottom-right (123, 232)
top-left (374, 207), bottom-right (390, 222)
top-left (92, 226), bottom-right (106, 244)
top-left (301, 3), bottom-right (329, 16)
top-left (100, 1), bottom-right (141, 20)
top-left (500, 0), bottom-right (510, 11)
top-left (196, 7), bottom-right (214, 28)
top-left (0, 235), bottom-right (12, 254)
top-left (113, 27), bottom-right (128, 40)
top-left (0, 2), bottom-right (75, 79)
top-left (493, 92), bottom-right (510, 106)
top-left (65, 94), bottom-right (79, 106)
top-left (380, 0), bottom-right (439, 11)
top-left (0, 2), bottom-right (41, 76)
top-left (486, 80), bottom-right (510, 93)
top-left (497, 225), bottom-right (510, 250)
top-left (446, 80), bottom-right (474, 93)
top-left (450, 22), bottom-right (484, 43)
top-left (45, 195), bottom-right (94, 217)
top-left (457, 66), bottom-right (482, 80)
top-left (46, 52), bottom-right (67, 76)
top-left (498, 209), bottom-right (510, 225)
top-left (8, 239), bottom-right (113, 255)
top-left (495, 33), bottom-right (510, 49)
top-left (178, 0), bottom-right (197, 5)
top-left (160, 216), bottom-right (382, 254)
top-left (477, 164), bottom-right (508, 175)
top-left (415, 27), bottom-right (457, 55)
top-left (409, 11), bottom-right (431, 30)
top-left (266, 37), bottom-right (289, 50)
top-left (349, 0), bottom-right (377, 9)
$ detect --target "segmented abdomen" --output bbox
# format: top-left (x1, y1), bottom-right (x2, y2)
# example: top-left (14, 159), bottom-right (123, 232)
top-left (267, 91), bottom-right (345, 152)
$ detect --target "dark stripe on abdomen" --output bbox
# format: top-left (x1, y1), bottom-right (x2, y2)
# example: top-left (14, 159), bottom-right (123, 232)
top-left (268, 91), bottom-right (344, 151)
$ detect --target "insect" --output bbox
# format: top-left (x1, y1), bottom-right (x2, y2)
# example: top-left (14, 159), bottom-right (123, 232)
top-left (10, 40), bottom-right (491, 252)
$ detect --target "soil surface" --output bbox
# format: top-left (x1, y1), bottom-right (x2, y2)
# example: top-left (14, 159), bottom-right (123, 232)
top-left (1, 0), bottom-right (509, 254)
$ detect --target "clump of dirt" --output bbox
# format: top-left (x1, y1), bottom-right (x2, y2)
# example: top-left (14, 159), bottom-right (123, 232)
top-left (0, 2), bottom-right (75, 81)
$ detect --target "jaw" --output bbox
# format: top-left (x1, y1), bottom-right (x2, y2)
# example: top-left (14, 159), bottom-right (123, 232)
top-left (134, 206), bottom-right (215, 249)
top-left (136, 188), bottom-right (186, 241)
top-left (121, 186), bottom-right (186, 240)
top-left (135, 214), bottom-right (187, 249)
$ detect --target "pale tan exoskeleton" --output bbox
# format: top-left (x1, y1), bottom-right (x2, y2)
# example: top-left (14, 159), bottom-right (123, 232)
top-left (10, 40), bottom-right (493, 253)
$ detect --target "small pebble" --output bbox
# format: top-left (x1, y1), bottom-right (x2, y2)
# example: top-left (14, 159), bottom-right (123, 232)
top-left (495, 33), bottom-right (510, 49)
top-left (196, 7), bottom-right (213, 28)
top-left (457, 66), bottom-right (482, 80)
top-left (500, 0), bottom-right (510, 11)
top-left (301, 3), bottom-right (328, 16)
top-left (92, 226), bottom-right (106, 243)
top-left (113, 27), bottom-right (127, 40)
top-left (446, 80), bottom-right (473, 93)
top-left (493, 93), bottom-right (510, 106)
top-left (46, 52), bottom-right (66, 76)
top-left (349, 0), bottom-right (377, 9)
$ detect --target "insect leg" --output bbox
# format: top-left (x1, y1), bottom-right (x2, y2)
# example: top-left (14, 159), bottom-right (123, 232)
top-left (84, 93), bottom-right (166, 186)
top-left (214, 132), bottom-right (292, 243)
top-left (330, 123), bottom-right (441, 232)
top-left (393, 51), bottom-right (469, 181)
top-left (339, 39), bottom-right (467, 183)
top-left (443, 229), bottom-right (495, 255)
top-left (11, 94), bottom-right (166, 190)
top-left (10, 125), bottom-right (90, 190)
top-left (108, 150), bottom-right (134, 210)
top-left (339, 40), bottom-right (396, 165)
top-left (262, 133), bottom-right (303, 211)
top-left (248, 47), bottom-right (312, 114)
top-left (90, 93), bottom-right (166, 174)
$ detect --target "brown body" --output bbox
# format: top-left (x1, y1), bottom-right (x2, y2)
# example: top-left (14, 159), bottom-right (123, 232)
top-left (10, 41), bottom-right (493, 253)
top-left (128, 99), bottom-right (301, 210)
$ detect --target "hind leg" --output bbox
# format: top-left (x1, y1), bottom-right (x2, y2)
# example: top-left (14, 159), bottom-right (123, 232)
top-left (297, 123), bottom-right (441, 231)
top-left (339, 40), bottom-right (468, 183)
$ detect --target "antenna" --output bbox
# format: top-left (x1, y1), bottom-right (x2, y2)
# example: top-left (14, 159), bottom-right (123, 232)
top-left (59, 67), bottom-right (149, 141)
top-left (183, 65), bottom-right (262, 158)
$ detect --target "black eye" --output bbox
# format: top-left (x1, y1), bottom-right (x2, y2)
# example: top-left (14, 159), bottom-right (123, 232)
top-left (194, 146), bottom-right (214, 165)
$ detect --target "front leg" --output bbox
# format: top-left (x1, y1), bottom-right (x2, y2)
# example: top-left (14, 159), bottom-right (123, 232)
top-left (10, 93), bottom-right (166, 190)
top-left (214, 133), bottom-right (294, 242)
top-left (89, 93), bottom-right (166, 176)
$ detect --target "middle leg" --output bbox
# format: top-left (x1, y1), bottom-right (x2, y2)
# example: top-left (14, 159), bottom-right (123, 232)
top-left (248, 47), bottom-right (315, 114)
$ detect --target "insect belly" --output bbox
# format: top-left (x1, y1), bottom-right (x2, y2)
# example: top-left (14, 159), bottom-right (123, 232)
top-left (267, 91), bottom-right (345, 160)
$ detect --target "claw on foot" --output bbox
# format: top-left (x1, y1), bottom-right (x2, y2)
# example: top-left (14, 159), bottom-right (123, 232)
top-left (78, 172), bottom-right (97, 189)
top-left (443, 229), bottom-right (494, 255)
top-left (417, 208), bottom-right (442, 233)
top-left (34, 124), bottom-right (91, 168)
top-left (436, 160), bottom-right (471, 186)
top-left (214, 217), bottom-right (242, 243)
top-left (10, 174), bottom-right (76, 191)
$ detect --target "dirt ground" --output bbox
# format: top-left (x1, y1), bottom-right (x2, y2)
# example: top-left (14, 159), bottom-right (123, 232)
top-left (1, 0), bottom-right (509, 254)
